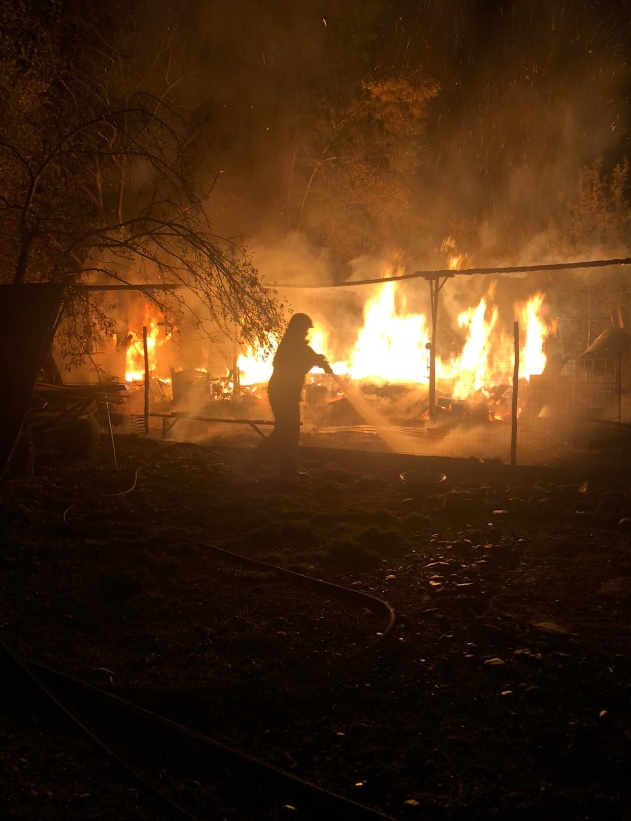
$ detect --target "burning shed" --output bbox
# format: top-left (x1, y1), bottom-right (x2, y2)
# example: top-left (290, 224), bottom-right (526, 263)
top-left (53, 255), bottom-right (631, 466)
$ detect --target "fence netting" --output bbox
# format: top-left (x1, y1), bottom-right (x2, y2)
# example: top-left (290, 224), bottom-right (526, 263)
top-left (134, 325), bottom-right (628, 466)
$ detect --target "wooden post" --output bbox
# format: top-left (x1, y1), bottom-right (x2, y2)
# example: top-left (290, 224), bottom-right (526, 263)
top-left (511, 321), bottom-right (519, 466)
top-left (618, 350), bottom-right (622, 423)
top-left (428, 281), bottom-right (438, 419)
top-left (143, 325), bottom-right (149, 435)
top-left (425, 275), bottom-right (453, 420)
top-left (232, 339), bottom-right (240, 398)
top-left (105, 400), bottom-right (118, 470)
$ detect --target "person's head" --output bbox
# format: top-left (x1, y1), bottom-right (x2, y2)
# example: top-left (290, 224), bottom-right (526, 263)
top-left (284, 312), bottom-right (313, 342)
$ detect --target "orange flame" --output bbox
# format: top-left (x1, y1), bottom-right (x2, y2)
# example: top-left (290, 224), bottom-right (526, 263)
top-left (125, 311), bottom-right (168, 383)
top-left (237, 279), bottom-right (554, 398)
top-left (236, 333), bottom-right (277, 386)
top-left (128, 257), bottom-right (555, 404)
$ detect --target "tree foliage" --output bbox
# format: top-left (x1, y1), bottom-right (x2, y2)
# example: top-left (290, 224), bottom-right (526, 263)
top-left (294, 74), bottom-right (439, 272)
top-left (558, 159), bottom-right (631, 255)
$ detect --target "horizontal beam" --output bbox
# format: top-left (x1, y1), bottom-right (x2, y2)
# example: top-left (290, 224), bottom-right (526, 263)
top-left (272, 256), bottom-right (631, 289)
top-left (77, 256), bottom-right (631, 293)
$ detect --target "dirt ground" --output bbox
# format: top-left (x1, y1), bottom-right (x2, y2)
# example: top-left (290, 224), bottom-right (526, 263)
top-left (0, 432), bottom-right (630, 820)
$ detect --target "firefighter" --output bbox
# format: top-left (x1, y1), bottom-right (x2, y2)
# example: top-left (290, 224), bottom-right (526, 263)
top-left (266, 313), bottom-right (332, 479)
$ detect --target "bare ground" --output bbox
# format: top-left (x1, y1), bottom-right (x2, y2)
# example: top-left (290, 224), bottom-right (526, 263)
top-left (0, 434), bottom-right (629, 820)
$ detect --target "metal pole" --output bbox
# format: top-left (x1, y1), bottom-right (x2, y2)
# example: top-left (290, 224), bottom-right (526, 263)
top-left (618, 351), bottom-right (622, 423)
top-left (511, 321), bottom-right (520, 466)
top-left (143, 325), bottom-right (149, 435)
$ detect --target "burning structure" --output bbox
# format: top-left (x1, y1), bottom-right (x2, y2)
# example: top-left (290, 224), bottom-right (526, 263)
top-left (65, 257), bottom-right (631, 466)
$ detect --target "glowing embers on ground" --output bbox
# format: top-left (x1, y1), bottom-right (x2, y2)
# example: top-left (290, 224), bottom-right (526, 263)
top-left (237, 280), bottom-right (555, 405)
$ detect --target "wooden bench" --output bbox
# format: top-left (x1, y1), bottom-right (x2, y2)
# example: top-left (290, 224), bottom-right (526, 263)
top-left (148, 412), bottom-right (276, 438)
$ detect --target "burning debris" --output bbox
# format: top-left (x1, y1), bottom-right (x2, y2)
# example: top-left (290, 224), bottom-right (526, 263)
top-left (56, 260), bottom-right (631, 465)
top-left (235, 273), bottom-right (557, 435)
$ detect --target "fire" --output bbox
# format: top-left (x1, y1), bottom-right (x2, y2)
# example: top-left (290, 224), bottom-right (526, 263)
top-left (237, 279), bottom-right (554, 405)
top-left (237, 273), bottom-right (433, 386)
top-left (346, 281), bottom-right (430, 382)
top-left (448, 296), bottom-right (503, 399)
top-left (443, 235), bottom-right (470, 272)
top-left (125, 311), bottom-right (169, 383)
top-left (236, 333), bottom-right (277, 386)
top-left (518, 292), bottom-right (551, 379)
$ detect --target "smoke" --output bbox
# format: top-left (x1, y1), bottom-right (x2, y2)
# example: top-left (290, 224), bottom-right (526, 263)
top-left (84, 0), bottom-right (631, 455)
top-left (129, 0), bottom-right (630, 312)
top-left (250, 232), bottom-right (335, 288)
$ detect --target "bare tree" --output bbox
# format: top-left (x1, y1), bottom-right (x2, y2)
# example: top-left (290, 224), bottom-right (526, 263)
top-left (0, 0), bottom-right (285, 367)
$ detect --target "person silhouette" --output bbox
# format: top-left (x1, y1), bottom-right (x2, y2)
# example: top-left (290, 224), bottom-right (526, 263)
top-left (266, 313), bottom-right (332, 479)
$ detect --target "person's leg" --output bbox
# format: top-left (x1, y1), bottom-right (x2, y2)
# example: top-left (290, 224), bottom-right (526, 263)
top-left (270, 395), bottom-right (301, 477)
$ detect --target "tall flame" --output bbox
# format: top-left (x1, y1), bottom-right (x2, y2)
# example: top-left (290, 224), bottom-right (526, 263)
top-left (346, 281), bottom-right (430, 382)
top-left (125, 260), bottom-right (554, 403)
top-left (237, 280), bottom-right (554, 397)
top-left (125, 311), bottom-right (167, 382)
top-left (518, 292), bottom-right (550, 379)
top-left (450, 296), bottom-right (501, 399)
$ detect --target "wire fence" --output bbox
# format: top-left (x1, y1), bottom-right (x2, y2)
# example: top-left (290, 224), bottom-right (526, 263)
top-left (77, 256), bottom-right (631, 464)
top-left (139, 327), bottom-right (628, 466)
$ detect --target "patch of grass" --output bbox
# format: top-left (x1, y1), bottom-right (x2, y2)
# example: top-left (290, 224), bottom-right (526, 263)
top-left (277, 519), bottom-right (322, 548)
top-left (97, 571), bottom-right (144, 600)
top-left (314, 480), bottom-right (346, 500)
top-left (313, 510), bottom-right (347, 525)
top-left (401, 511), bottom-right (432, 530)
top-left (285, 562), bottom-right (318, 574)
top-left (316, 508), bottom-right (397, 530)
top-left (248, 519), bottom-right (322, 549)
top-left (318, 463), bottom-right (358, 483)
top-left (322, 537), bottom-right (381, 569)
top-left (128, 550), bottom-right (182, 582)
top-left (354, 475), bottom-right (389, 492)
top-left (357, 526), bottom-right (403, 554)
top-left (216, 498), bottom-right (273, 528)
top-left (347, 508), bottom-right (397, 525)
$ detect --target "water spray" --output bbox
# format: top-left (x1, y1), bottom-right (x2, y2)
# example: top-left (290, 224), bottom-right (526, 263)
top-left (326, 366), bottom-right (422, 454)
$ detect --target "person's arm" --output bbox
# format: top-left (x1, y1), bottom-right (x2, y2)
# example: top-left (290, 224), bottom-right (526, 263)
top-left (311, 350), bottom-right (333, 374)
top-left (320, 355), bottom-right (333, 374)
